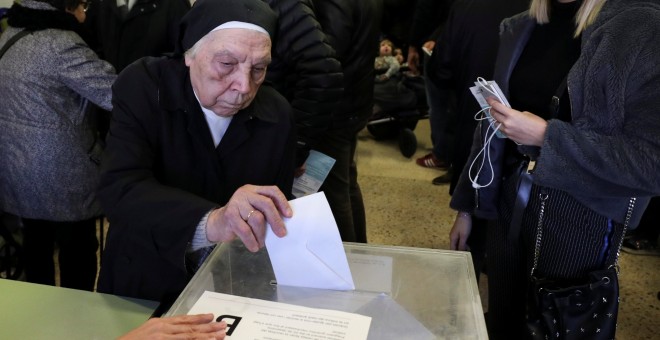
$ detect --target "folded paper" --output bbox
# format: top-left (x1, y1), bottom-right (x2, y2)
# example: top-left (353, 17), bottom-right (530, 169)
top-left (265, 192), bottom-right (355, 290)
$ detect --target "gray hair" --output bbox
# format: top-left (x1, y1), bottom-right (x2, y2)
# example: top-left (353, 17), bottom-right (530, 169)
top-left (184, 33), bottom-right (212, 59)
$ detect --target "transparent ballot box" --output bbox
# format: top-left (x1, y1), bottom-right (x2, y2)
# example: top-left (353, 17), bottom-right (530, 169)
top-left (166, 240), bottom-right (487, 339)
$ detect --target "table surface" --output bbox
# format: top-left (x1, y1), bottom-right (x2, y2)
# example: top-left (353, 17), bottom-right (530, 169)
top-left (0, 279), bottom-right (158, 340)
top-left (166, 241), bottom-right (487, 339)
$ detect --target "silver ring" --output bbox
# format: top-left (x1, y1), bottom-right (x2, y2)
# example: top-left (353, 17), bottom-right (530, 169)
top-left (245, 210), bottom-right (255, 221)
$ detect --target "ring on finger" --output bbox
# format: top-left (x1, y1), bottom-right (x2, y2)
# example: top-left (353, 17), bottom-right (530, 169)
top-left (245, 210), bottom-right (255, 222)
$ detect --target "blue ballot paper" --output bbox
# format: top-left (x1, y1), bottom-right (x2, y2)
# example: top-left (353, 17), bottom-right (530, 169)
top-left (292, 150), bottom-right (336, 198)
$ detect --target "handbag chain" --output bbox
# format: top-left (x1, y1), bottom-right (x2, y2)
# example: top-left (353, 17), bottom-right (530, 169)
top-left (530, 193), bottom-right (636, 277)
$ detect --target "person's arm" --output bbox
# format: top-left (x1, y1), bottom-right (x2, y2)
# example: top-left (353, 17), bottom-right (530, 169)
top-left (449, 211), bottom-right (472, 251)
top-left (384, 56), bottom-right (400, 78)
top-left (55, 32), bottom-right (116, 111)
top-left (119, 314), bottom-right (226, 340)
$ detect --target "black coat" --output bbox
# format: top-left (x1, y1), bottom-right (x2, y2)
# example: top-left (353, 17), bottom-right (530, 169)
top-left (426, 0), bottom-right (529, 193)
top-left (84, 0), bottom-right (190, 72)
top-left (97, 56), bottom-right (296, 302)
top-left (311, 0), bottom-right (383, 128)
top-left (264, 0), bottom-right (344, 162)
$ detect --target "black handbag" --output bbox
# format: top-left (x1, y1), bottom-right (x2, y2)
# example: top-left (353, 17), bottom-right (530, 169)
top-left (525, 196), bottom-right (636, 340)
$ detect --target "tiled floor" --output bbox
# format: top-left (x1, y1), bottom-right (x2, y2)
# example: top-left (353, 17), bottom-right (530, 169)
top-left (356, 119), bottom-right (660, 339)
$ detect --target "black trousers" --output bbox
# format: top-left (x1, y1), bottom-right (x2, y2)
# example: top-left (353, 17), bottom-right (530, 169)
top-left (22, 217), bottom-right (99, 291)
top-left (316, 122), bottom-right (368, 243)
top-left (486, 174), bottom-right (625, 339)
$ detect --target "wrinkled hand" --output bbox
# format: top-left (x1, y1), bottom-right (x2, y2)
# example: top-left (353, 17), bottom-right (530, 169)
top-left (206, 185), bottom-right (292, 252)
top-left (449, 213), bottom-right (472, 251)
top-left (118, 314), bottom-right (226, 340)
top-left (407, 46), bottom-right (420, 76)
top-left (487, 98), bottom-right (548, 146)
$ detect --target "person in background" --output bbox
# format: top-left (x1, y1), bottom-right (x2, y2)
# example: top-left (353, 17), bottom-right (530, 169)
top-left (374, 38), bottom-right (400, 82)
top-left (84, 0), bottom-right (190, 73)
top-left (84, 0), bottom-right (191, 140)
top-left (393, 47), bottom-right (405, 67)
top-left (434, 0), bottom-right (530, 278)
top-left (262, 0), bottom-right (344, 177)
top-left (97, 0), bottom-right (296, 305)
top-left (449, 0), bottom-right (660, 338)
top-left (0, 0), bottom-right (115, 291)
top-left (409, 0), bottom-right (455, 174)
top-left (310, 0), bottom-right (383, 243)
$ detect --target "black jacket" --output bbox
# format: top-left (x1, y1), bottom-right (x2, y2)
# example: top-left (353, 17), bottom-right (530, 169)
top-left (97, 56), bottom-right (296, 302)
top-left (311, 0), bottom-right (383, 128)
top-left (426, 0), bottom-right (529, 193)
top-left (408, 0), bottom-right (453, 49)
top-left (84, 0), bottom-right (190, 72)
top-left (451, 0), bottom-right (660, 226)
top-left (264, 0), bottom-right (344, 162)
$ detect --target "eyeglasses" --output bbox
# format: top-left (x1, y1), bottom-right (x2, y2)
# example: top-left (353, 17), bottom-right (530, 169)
top-left (80, 1), bottom-right (90, 12)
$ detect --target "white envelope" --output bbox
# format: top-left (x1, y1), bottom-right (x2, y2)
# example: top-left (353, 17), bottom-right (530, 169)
top-left (265, 192), bottom-right (355, 290)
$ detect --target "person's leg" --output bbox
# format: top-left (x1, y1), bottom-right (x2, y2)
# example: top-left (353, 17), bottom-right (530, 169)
top-left (417, 54), bottom-right (452, 169)
top-left (466, 216), bottom-right (488, 281)
top-left (425, 58), bottom-right (452, 164)
top-left (316, 128), bottom-right (356, 242)
top-left (485, 217), bottom-right (527, 339)
top-left (348, 131), bottom-right (367, 243)
top-left (56, 218), bottom-right (99, 291)
top-left (485, 175), bottom-right (528, 339)
top-left (21, 218), bottom-right (57, 286)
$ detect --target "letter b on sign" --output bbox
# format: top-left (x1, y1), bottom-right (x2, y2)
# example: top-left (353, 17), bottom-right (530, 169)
top-left (217, 315), bottom-right (243, 335)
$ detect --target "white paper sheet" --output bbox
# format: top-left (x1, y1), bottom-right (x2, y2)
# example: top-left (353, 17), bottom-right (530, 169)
top-left (265, 192), bottom-right (355, 290)
top-left (188, 291), bottom-right (371, 340)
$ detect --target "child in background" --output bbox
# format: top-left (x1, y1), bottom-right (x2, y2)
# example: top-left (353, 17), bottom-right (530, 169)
top-left (394, 47), bottom-right (405, 66)
top-left (374, 39), bottom-right (400, 82)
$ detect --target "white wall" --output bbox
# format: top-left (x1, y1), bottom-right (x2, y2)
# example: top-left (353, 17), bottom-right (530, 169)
top-left (1, 0), bottom-right (14, 9)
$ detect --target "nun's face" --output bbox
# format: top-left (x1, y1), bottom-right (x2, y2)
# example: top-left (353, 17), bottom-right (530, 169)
top-left (186, 28), bottom-right (271, 117)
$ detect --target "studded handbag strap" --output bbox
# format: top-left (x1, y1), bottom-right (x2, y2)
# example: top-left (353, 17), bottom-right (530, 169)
top-left (530, 195), bottom-right (636, 277)
top-left (613, 197), bottom-right (637, 268)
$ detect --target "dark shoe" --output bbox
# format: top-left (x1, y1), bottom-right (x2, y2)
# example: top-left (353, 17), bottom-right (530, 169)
top-left (432, 173), bottom-right (452, 185)
top-left (621, 237), bottom-right (660, 256)
top-left (416, 153), bottom-right (449, 169)
top-left (432, 167), bottom-right (454, 185)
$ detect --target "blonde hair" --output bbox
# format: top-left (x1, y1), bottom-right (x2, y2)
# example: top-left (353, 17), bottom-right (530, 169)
top-left (529, 0), bottom-right (606, 37)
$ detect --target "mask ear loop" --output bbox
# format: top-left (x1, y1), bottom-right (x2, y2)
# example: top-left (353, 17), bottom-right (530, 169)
top-left (475, 77), bottom-right (522, 146)
top-left (477, 77), bottom-right (507, 104)
top-left (468, 106), bottom-right (501, 189)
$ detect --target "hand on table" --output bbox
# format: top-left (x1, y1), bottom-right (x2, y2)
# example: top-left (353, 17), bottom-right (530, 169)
top-left (118, 314), bottom-right (226, 340)
top-left (206, 185), bottom-right (292, 252)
